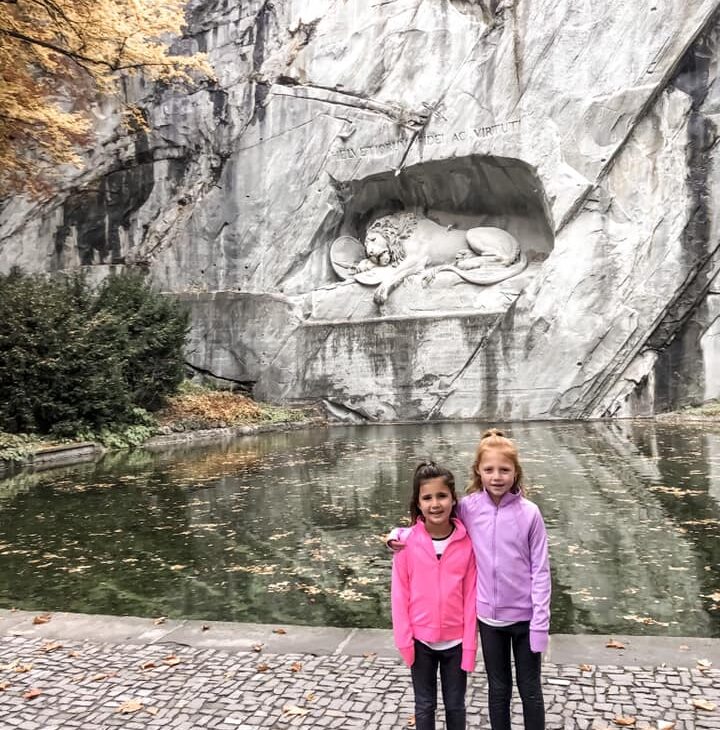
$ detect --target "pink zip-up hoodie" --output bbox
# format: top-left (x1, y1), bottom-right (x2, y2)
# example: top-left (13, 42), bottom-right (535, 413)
top-left (391, 517), bottom-right (478, 672)
top-left (458, 489), bottom-right (551, 652)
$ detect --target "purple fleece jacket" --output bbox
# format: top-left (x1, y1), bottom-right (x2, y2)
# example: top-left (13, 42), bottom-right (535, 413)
top-left (457, 489), bottom-right (551, 653)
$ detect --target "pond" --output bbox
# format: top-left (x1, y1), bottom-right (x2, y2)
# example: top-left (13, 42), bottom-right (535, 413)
top-left (0, 421), bottom-right (719, 636)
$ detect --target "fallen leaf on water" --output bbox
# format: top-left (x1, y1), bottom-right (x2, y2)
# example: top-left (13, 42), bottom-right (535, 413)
top-left (273, 627), bottom-right (287, 635)
top-left (32, 614), bottom-right (51, 625)
top-left (23, 688), bottom-right (42, 700)
top-left (116, 699), bottom-right (144, 714)
top-left (40, 642), bottom-right (62, 653)
top-left (282, 704), bottom-right (309, 716)
top-left (691, 698), bottom-right (716, 711)
top-left (256, 663), bottom-right (271, 672)
top-left (290, 661), bottom-right (303, 673)
top-left (140, 660), bottom-right (156, 670)
top-left (252, 643), bottom-right (264, 653)
top-left (153, 616), bottom-right (166, 626)
top-left (705, 591), bottom-right (720, 603)
top-left (163, 654), bottom-right (181, 666)
top-left (579, 664), bottom-right (593, 672)
top-left (696, 659), bottom-right (712, 671)
top-left (606, 639), bottom-right (625, 649)
top-left (657, 722), bottom-right (675, 730)
top-left (613, 715), bottom-right (636, 726)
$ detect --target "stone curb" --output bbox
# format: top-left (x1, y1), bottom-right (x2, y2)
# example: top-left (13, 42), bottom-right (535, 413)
top-left (1, 610), bottom-right (718, 667)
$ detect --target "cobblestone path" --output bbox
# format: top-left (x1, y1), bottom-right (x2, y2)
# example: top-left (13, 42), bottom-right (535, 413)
top-left (1, 635), bottom-right (718, 730)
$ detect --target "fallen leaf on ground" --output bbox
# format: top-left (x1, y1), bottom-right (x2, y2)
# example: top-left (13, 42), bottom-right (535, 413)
top-left (696, 659), bottom-right (712, 671)
top-left (14, 664), bottom-right (33, 673)
top-left (66, 650), bottom-right (80, 658)
top-left (32, 614), bottom-right (51, 625)
top-left (657, 722), bottom-right (675, 730)
top-left (0, 682), bottom-right (9, 691)
top-left (614, 715), bottom-right (636, 726)
top-left (146, 707), bottom-right (159, 716)
top-left (282, 705), bottom-right (309, 716)
top-left (363, 651), bottom-right (377, 659)
top-left (23, 688), bottom-right (42, 700)
top-left (163, 654), bottom-right (181, 666)
top-left (252, 643), bottom-right (264, 653)
top-left (201, 624), bottom-right (210, 632)
top-left (140, 660), bottom-right (157, 670)
top-left (691, 698), bottom-right (716, 711)
top-left (89, 672), bottom-right (112, 681)
top-left (579, 664), bottom-right (593, 671)
top-left (256, 662), bottom-right (271, 672)
top-left (116, 699), bottom-right (144, 714)
top-left (606, 639), bottom-right (625, 649)
top-left (153, 616), bottom-right (166, 625)
top-left (273, 627), bottom-right (287, 634)
top-left (40, 642), bottom-right (62, 653)
top-left (290, 661), bottom-right (303, 673)
top-left (305, 691), bottom-right (317, 702)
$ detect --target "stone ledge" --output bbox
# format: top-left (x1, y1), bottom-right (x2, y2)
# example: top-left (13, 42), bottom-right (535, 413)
top-left (1, 609), bottom-right (718, 668)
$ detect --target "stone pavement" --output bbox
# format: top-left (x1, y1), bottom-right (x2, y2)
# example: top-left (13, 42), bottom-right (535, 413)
top-left (0, 610), bottom-right (718, 730)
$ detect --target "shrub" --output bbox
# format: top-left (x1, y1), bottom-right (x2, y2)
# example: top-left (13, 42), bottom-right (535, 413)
top-left (0, 268), bottom-right (188, 436)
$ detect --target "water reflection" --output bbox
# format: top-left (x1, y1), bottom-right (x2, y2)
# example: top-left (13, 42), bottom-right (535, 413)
top-left (0, 421), bottom-right (718, 635)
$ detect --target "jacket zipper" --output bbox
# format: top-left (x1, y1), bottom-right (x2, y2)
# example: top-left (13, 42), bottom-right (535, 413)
top-left (492, 503), bottom-right (498, 620)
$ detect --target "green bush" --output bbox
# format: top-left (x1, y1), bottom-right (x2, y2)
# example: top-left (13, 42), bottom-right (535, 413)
top-left (0, 268), bottom-right (189, 436)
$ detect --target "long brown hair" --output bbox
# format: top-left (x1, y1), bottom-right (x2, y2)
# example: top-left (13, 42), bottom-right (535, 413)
top-left (410, 461), bottom-right (458, 524)
top-left (466, 428), bottom-right (525, 495)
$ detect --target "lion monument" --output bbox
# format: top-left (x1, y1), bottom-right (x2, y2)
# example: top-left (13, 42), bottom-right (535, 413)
top-left (329, 211), bottom-right (527, 305)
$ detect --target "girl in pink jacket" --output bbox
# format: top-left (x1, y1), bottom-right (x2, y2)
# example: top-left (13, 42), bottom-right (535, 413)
top-left (391, 461), bottom-right (477, 730)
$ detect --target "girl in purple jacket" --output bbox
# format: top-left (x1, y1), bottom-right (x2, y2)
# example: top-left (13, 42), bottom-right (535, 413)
top-left (391, 461), bottom-right (477, 730)
top-left (461, 429), bottom-right (550, 730)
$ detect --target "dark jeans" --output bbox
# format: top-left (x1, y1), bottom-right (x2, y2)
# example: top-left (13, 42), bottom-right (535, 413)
top-left (411, 639), bottom-right (467, 730)
top-left (479, 621), bottom-right (545, 730)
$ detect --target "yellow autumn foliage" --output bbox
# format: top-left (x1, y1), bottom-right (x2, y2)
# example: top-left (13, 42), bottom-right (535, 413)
top-left (0, 0), bottom-right (211, 196)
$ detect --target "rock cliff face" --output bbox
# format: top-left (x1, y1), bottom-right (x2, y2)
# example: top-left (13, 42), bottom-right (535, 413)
top-left (2, 0), bottom-right (720, 421)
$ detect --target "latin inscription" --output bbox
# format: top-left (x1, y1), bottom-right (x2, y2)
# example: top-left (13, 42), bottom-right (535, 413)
top-left (330, 119), bottom-right (520, 160)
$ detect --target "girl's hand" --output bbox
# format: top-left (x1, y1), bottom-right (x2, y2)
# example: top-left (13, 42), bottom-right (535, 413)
top-left (387, 539), bottom-right (406, 552)
top-left (529, 630), bottom-right (548, 654)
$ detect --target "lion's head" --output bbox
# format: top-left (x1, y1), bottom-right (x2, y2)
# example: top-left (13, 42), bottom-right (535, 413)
top-left (364, 211), bottom-right (417, 266)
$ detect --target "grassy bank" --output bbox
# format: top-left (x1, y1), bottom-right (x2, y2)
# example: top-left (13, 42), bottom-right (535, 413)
top-left (0, 383), bottom-right (318, 466)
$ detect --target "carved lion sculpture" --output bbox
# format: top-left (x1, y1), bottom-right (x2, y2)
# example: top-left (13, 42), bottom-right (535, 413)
top-left (330, 211), bottom-right (527, 305)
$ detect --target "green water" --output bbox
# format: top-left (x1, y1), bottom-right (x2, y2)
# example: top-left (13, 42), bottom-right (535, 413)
top-left (0, 421), bottom-right (718, 635)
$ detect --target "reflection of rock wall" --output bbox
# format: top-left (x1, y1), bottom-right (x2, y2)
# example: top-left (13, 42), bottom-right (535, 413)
top-left (514, 423), bottom-right (714, 636)
top-left (3, 1), bottom-right (720, 418)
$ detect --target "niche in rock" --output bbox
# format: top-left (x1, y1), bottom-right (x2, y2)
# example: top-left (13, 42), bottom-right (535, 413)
top-left (319, 155), bottom-right (554, 320)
